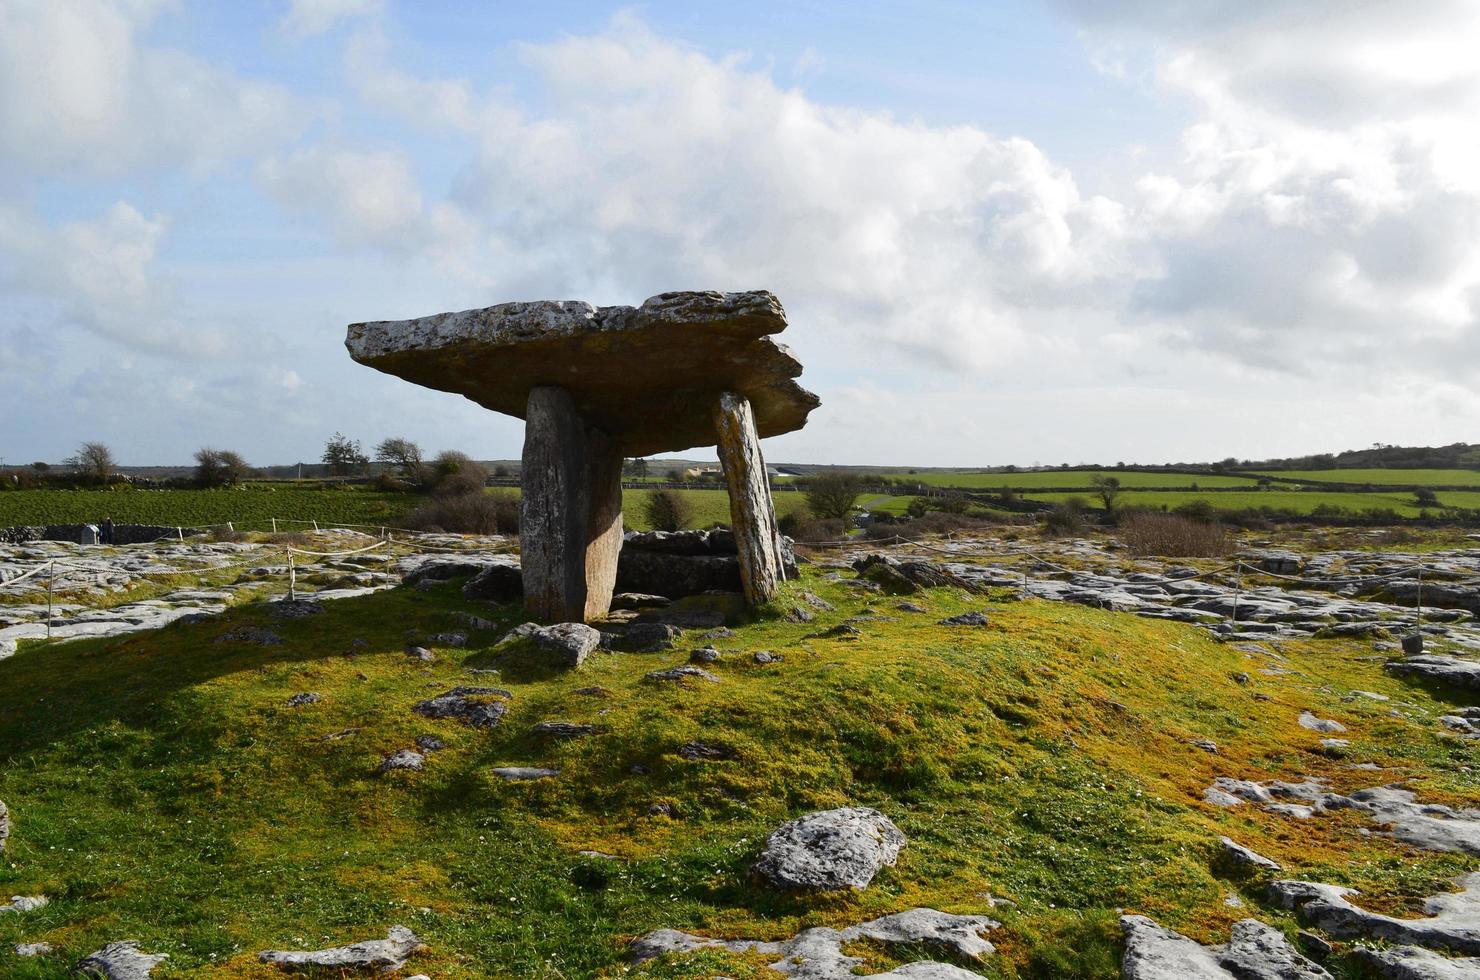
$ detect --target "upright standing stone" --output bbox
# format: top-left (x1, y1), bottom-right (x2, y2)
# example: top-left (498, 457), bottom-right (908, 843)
top-left (521, 387), bottom-right (623, 621)
top-left (715, 391), bottom-right (783, 604)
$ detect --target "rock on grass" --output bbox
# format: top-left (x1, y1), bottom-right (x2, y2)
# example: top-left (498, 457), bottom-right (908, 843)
top-left (752, 806), bottom-right (906, 891)
top-left (258, 925), bottom-right (423, 972)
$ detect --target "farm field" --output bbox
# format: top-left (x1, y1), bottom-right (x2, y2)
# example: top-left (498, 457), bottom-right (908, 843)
top-left (0, 486), bottom-right (414, 530)
top-left (887, 470), bottom-right (1270, 489)
top-left (1248, 468), bottom-right (1480, 486)
top-left (620, 487), bottom-right (811, 531)
top-left (1021, 488), bottom-right (1474, 517)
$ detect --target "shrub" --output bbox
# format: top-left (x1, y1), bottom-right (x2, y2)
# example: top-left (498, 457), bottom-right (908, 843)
top-left (426, 451), bottom-right (488, 497)
top-left (1120, 512), bottom-right (1233, 557)
top-left (404, 489), bottom-right (518, 534)
top-left (1172, 500), bottom-right (1219, 524)
top-left (1042, 498), bottom-right (1087, 537)
top-left (896, 512), bottom-right (993, 539)
top-left (793, 518), bottom-right (847, 545)
top-left (194, 448), bottom-right (249, 488)
top-left (642, 489), bottom-right (695, 532)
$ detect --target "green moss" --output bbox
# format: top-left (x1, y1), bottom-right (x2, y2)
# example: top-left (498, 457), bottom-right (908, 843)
top-left (0, 570), bottom-right (1474, 978)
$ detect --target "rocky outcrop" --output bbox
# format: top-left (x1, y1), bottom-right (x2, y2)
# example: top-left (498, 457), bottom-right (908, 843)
top-left (854, 554), bottom-right (986, 596)
top-left (631, 907), bottom-right (998, 979)
top-left (499, 621), bottom-right (601, 667)
top-left (1270, 874), bottom-right (1480, 955)
top-left (462, 562), bottom-right (524, 601)
top-left (752, 807), bottom-right (906, 892)
top-left (1120, 915), bottom-right (1330, 979)
top-left (1386, 655), bottom-right (1480, 692)
top-left (1352, 945), bottom-right (1480, 979)
top-left (258, 925), bottom-right (423, 972)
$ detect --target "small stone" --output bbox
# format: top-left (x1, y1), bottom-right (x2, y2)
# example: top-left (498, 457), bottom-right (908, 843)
top-left (645, 665), bottom-right (721, 684)
top-left (405, 645), bottom-right (436, 662)
top-left (1219, 836), bottom-right (1282, 871)
top-left (532, 722), bottom-right (599, 739)
top-left (896, 601), bottom-right (927, 613)
top-left (700, 627), bottom-right (736, 641)
top-left (285, 692), bottom-right (322, 707)
top-left (493, 766), bottom-right (558, 781)
top-left (615, 622), bottom-right (682, 652)
top-left (414, 735), bottom-right (446, 752)
top-left (1299, 711), bottom-right (1347, 734)
top-left (689, 646), bottom-right (722, 664)
top-left (939, 611), bottom-right (990, 627)
top-left (1402, 633), bottom-right (1426, 655)
top-left (814, 623), bottom-right (862, 639)
top-left (677, 740), bottom-right (737, 761)
top-left (412, 687), bottom-right (512, 729)
top-left (1191, 738), bottom-right (1219, 754)
top-left (753, 650), bottom-right (783, 664)
top-left (75, 940), bottom-right (169, 979)
top-left (15, 941), bottom-right (52, 956)
top-left (1321, 738), bottom-right (1350, 750)
top-left (428, 631), bottom-right (467, 647)
top-left (1, 895), bottom-right (47, 913)
top-left (648, 802), bottom-right (674, 817)
top-left (379, 749), bottom-right (425, 773)
top-left (269, 598), bottom-right (323, 619)
top-left (0, 798), bottom-right (8, 854)
top-left (786, 606), bottom-right (815, 623)
top-left (1232, 671), bottom-right (1251, 684)
top-left (258, 925), bottom-right (422, 973)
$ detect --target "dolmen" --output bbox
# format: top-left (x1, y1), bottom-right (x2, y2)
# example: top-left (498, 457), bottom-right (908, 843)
top-left (347, 290), bottom-right (818, 622)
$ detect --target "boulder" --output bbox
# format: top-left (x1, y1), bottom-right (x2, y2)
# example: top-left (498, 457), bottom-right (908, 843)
top-left (614, 622), bottom-right (683, 652)
top-left (379, 749), bottom-right (425, 773)
top-left (258, 925), bottom-right (423, 972)
top-left (462, 562), bottom-right (524, 601)
top-left (853, 554), bottom-right (985, 596)
top-left (1219, 836), bottom-right (1281, 871)
top-left (75, 941), bottom-right (169, 979)
top-left (753, 807), bottom-right (906, 892)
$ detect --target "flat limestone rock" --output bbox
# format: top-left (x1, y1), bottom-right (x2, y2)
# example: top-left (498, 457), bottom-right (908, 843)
top-left (0, 798), bottom-right (8, 853)
top-left (1269, 874), bottom-right (1480, 955)
top-left (631, 907), bottom-right (997, 979)
top-left (346, 290), bottom-right (819, 456)
top-left (753, 806), bottom-right (906, 891)
top-left (1121, 915), bottom-right (1331, 979)
top-left (75, 940), bottom-right (169, 979)
top-left (1386, 655), bottom-right (1480, 692)
top-left (1353, 945), bottom-right (1480, 979)
top-left (258, 925), bottom-right (422, 972)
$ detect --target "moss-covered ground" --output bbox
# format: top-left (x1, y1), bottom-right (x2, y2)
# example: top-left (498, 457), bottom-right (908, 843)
top-left (0, 560), bottom-right (1476, 977)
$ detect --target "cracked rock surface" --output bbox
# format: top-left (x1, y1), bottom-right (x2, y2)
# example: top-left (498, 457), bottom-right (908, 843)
top-left (1270, 873), bottom-right (1480, 955)
top-left (752, 807), bottom-right (906, 891)
top-left (1121, 915), bottom-right (1331, 979)
top-left (258, 924), bottom-right (423, 972)
top-left (1352, 944), bottom-right (1480, 979)
top-left (631, 907), bottom-right (997, 979)
top-left (75, 940), bottom-right (169, 979)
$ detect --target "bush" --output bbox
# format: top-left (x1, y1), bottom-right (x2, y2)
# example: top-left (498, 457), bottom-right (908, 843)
top-left (1120, 512), bottom-right (1233, 557)
top-left (1172, 499), bottom-right (1219, 524)
top-left (404, 489), bottom-right (518, 534)
top-left (894, 512), bottom-right (994, 539)
top-left (642, 489), bottom-right (695, 532)
top-left (426, 451), bottom-right (488, 497)
top-left (1042, 499), bottom-right (1087, 537)
top-left (793, 518), bottom-right (846, 545)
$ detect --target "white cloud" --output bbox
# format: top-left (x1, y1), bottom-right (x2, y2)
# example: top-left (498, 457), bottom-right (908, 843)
top-left (0, 0), bottom-right (305, 177)
top-left (279, 0), bottom-right (382, 39)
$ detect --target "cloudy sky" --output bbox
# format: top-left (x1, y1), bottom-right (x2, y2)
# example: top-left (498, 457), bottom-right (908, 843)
top-left (2, 0), bottom-right (1478, 468)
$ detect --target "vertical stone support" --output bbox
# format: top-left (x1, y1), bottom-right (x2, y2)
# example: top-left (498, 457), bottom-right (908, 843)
top-left (714, 390), bottom-right (783, 605)
top-left (520, 385), bottom-right (623, 622)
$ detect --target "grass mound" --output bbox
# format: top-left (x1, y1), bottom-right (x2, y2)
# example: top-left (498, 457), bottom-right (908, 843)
top-left (0, 568), bottom-right (1474, 977)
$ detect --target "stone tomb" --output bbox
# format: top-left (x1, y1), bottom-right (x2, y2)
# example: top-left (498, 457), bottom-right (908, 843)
top-left (347, 290), bottom-right (819, 621)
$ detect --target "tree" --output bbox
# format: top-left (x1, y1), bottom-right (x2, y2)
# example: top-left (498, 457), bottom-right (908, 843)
top-left (624, 457), bottom-right (650, 478)
top-left (1415, 488), bottom-right (1440, 508)
top-left (1090, 475), bottom-right (1122, 515)
top-left (642, 489), bottom-right (694, 531)
top-left (805, 472), bottom-right (863, 520)
top-left (374, 437), bottom-right (425, 485)
top-left (66, 441), bottom-right (115, 484)
top-left (322, 432), bottom-right (368, 477)
top-left (194, 448), bottom-right (249, 488)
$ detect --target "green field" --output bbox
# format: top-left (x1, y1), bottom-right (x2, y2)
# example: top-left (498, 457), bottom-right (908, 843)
top-left (0, 486), bottom-right (413, 529)
top-left (1249, 468), bottom-right (1480, 487)
top-left (620, 488), bottom-right (810, 531)
top-left (1025, 488), bottom-right (1480, 517)
top-left (887, 470), bottom-right (1267, 490)
top-left (2, 564), bottom-right (1472, 977)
